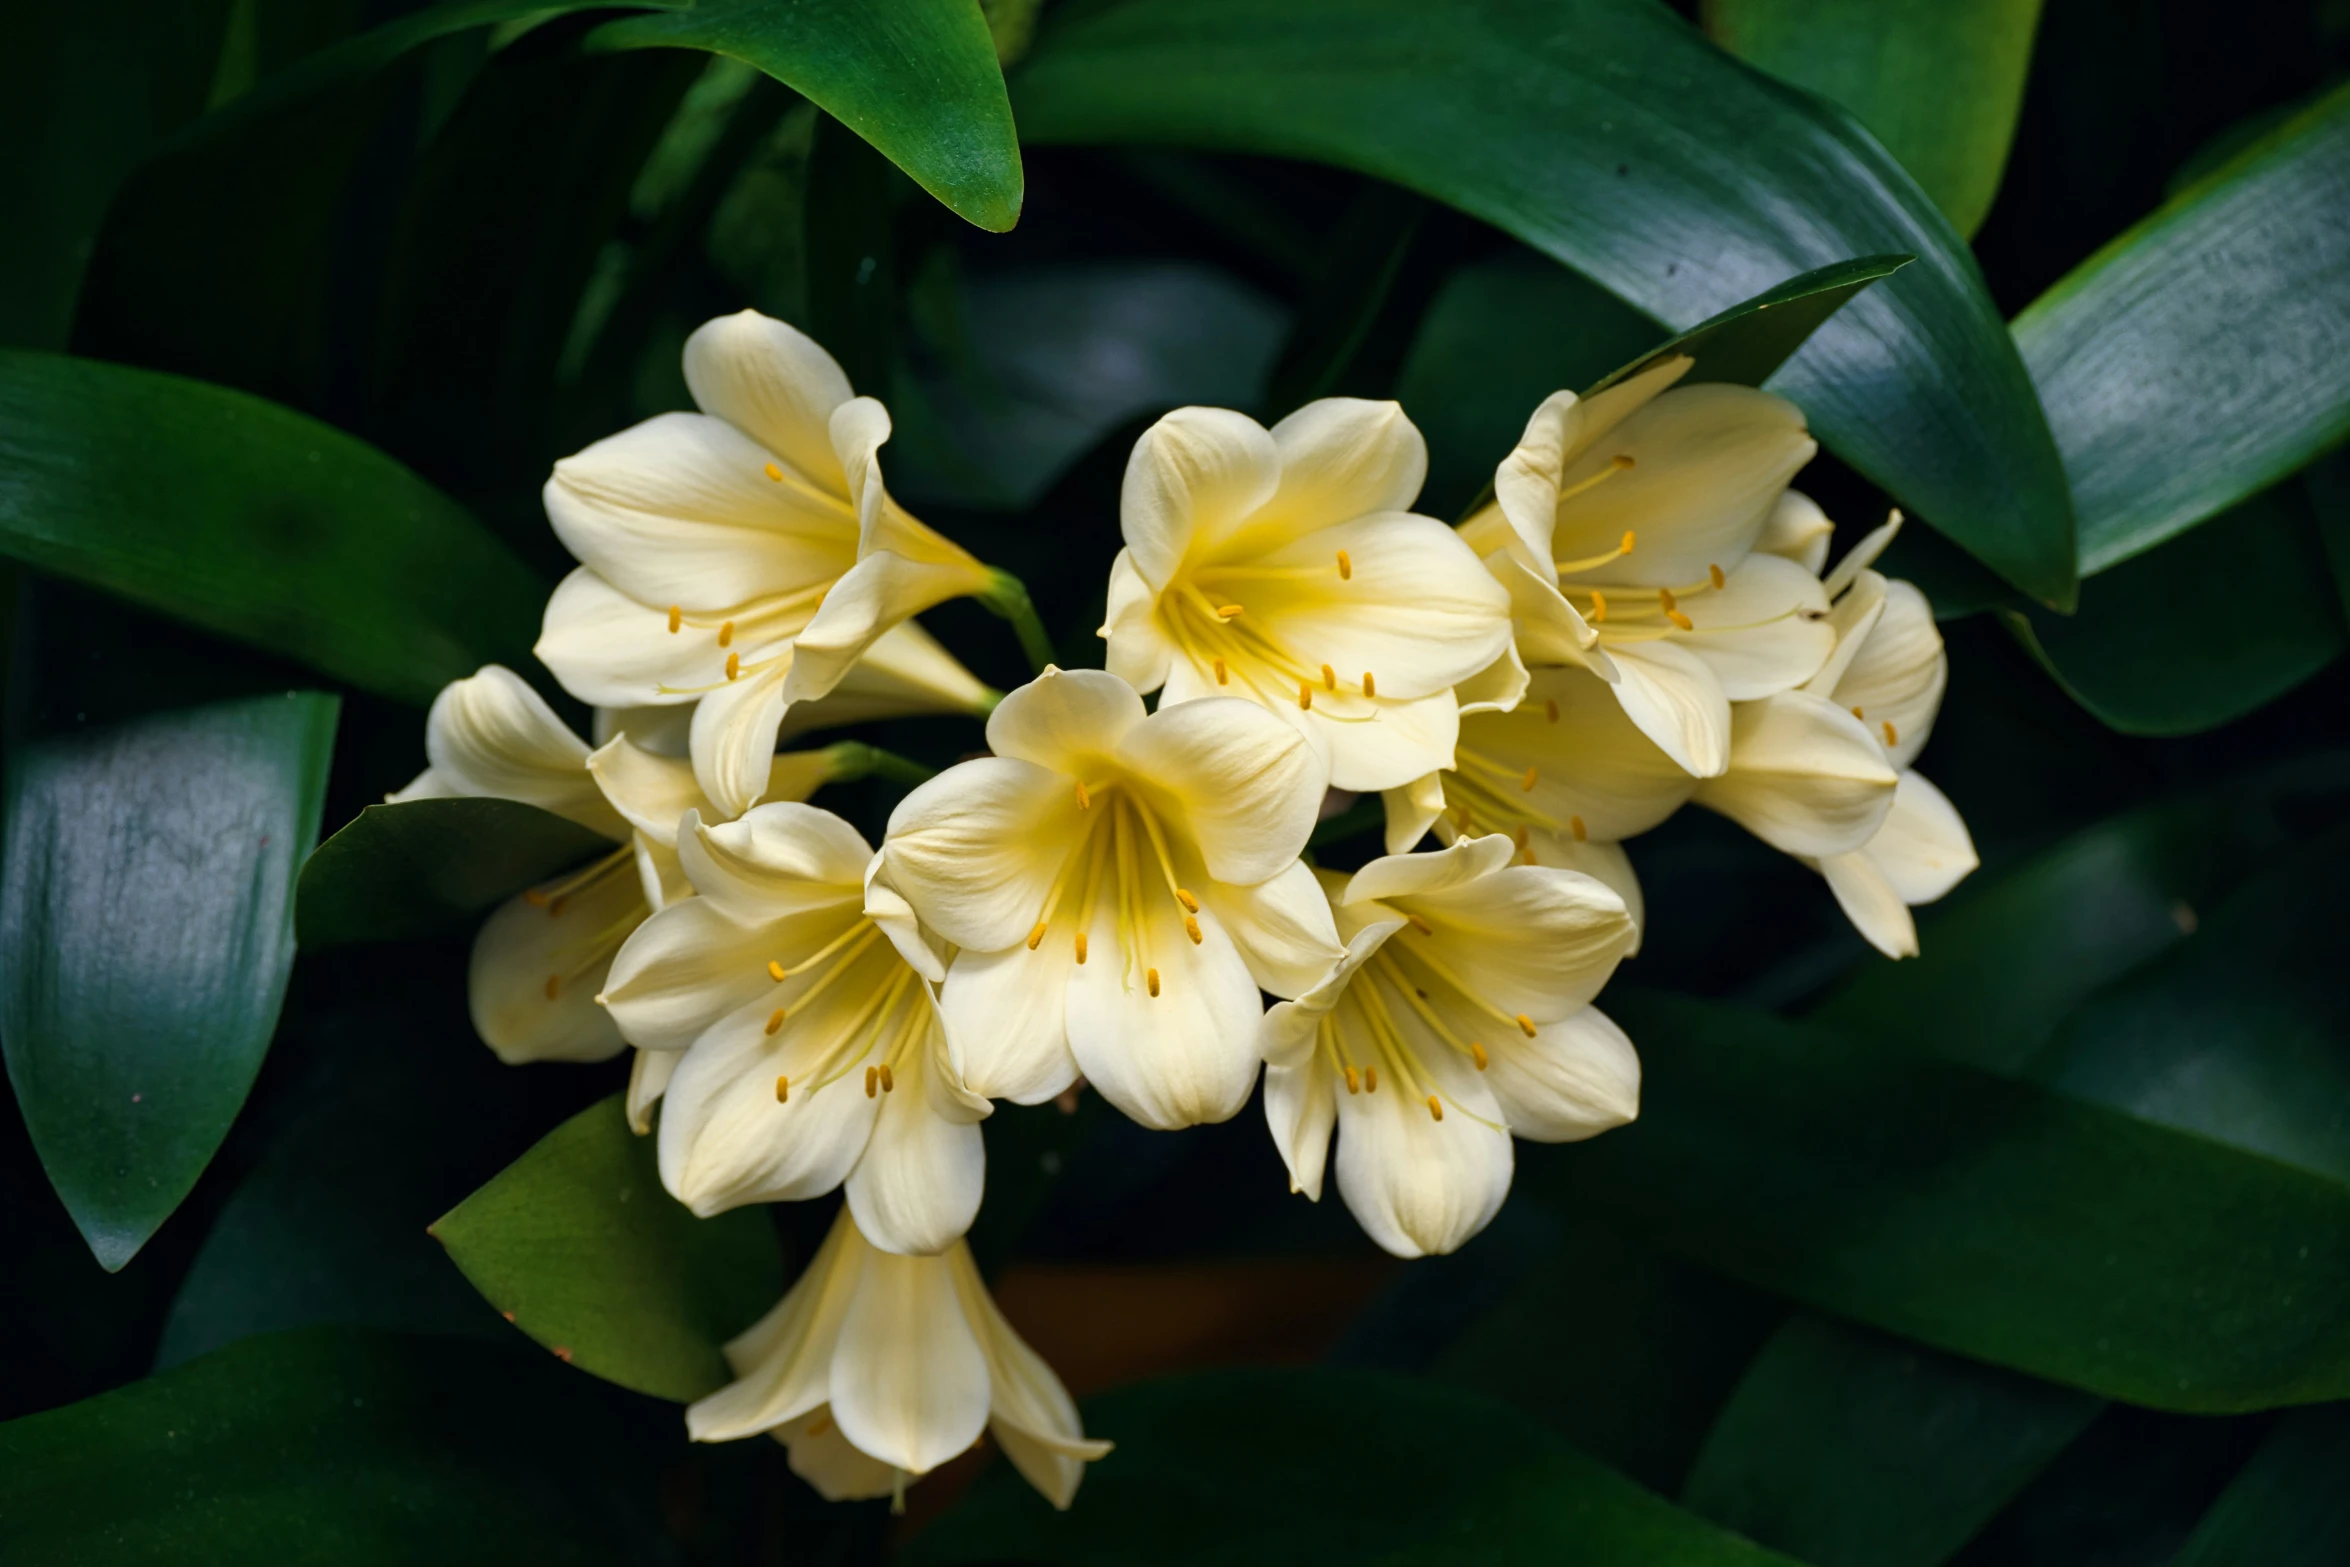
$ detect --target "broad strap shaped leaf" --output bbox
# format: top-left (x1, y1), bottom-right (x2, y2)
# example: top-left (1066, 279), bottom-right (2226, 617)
top-left (432, 1095), bottom-right (783, 1403)
top-left (1013, 0), bottom-right (2079, 606)
top-left (1, 693), bottom-right (338, 1270)
top-left (0, 1326), bottom-right (654, 1564)
top-left (590, 0), bottom-right (1025, 232)
top-left (2000, 479), bottom-right (2345, 737)
top-left (1528, 990), bottom-right (2350, 1414)
top-left (1591, 254), bottom-right (1911, 395)
top-left (908, 1368), bottom-right (1801, 1565)
top-left (0, 352), bottom-right (544, 706)
top-left (1704, 0), bottom-right (2043, 239)
top-left (2170, 1405), bottom-right (2350, 1567)
top-left (1681, 1315), bottom-right (2100, 1566)
top-left (297, 799), bottom-right (616, 950)
top-left (2013, 83), bottom-right (2350, 575)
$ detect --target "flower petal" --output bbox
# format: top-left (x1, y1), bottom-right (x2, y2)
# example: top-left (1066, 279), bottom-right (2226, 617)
top-left (680, 802), bottom-right (874, 922)
top-left (1755, 488), bottom-right (1835, 574)
top-left (1831, 576), bottom-right (1947, 769)
top-left (627, 1047), bottom-right (676, 1134)
top-left (1120, 406), bottom-right (1281, 588)
top-left (940, 940), bottom-right (1081, 1104)
top-left (985, 667), bottom-right (1148, 776)
top-left (784, 549), bottom-right (994, 709)
top-left (1484, 1003), bottom-right (1640, 1142)
top-left (829, 1244), bottom-right (991, 1477)
top-left (776, 617), bottom-right (993, 742)
top-left (885, 756), bottom-right (1086, 952)
top-left (1319, 685), bottom-right (1463, 794)
top-left (1600, 638), bottom-right (1732, 779)
top-left (1117, 697), bottom-right (1327, 886)
top-left (1066, 893), bottom-right (1265, 1129)
top-left (846, 1007), bottom-right (987, 1256)
top-left (686, 1211), bottom-right (862, 1441)
top-left (1098, 549), bottom-right (1175, 693)
top-left (1370, 858), bottom-right (1632, 1021)
top-left (1481, 547), bottom-right (1601, 666)
top-left (602, 895), bottom-right (817, 1053)
top-left (1818, 848), bottom-right (1919, 959)
top-left (1455, 641), bottom-right (1530, 716)
top-left (949, 1245), bottom-right (1110, 1510)
top-left (1262, 1055), bottom-right (1337, 1201)
top-left (1693, 690), bottom-right (1899, 858)
top-left (1678, 552), bottom-right (1834, 699)
top-left (1526, 833), bottom-right (1645, 955)
top-left (1489, 359), bottom-right (1692, 571)
top-left (1866, 770), bottom-right (1977, 906)
top-left (682, 310), bottom-right (856, 489)
top-left (780, 1412), bottom-right (900, 1501)
top-left (1260, 397), bottom-right (1428, 530)
top-left (535, 567), bottom-right (727, 710)
top-left (585, 735), bottom-right (707, 849)
top-left (468, 872), bottom-right (640, 1064)
top-left (1331, 1004), bottom-right (1512, 1258)
top-left (1380, 770), bottom-right (1448, 855)
top-left (407, 665), bottom-right (621, 834)
top-left (1453, 665), bottom-right (1698, 841)
top-left (1198, 856), bottom-right (1345, 999)
top-left (690, 655), bottom-right (794, 819)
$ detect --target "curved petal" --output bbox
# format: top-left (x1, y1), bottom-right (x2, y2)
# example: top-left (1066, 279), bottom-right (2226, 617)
top-left (1693, 691), bottom-right (1899, 858)
top-left (1118, 697), bottom-right (1327, 887)
top-left (784, 549), bottom-right (994, 709)
top-left (829, 1245), bottom-right (991, 1477)
top-left (1866, 770), bottom-right (1977, 906)
top-left (1678, 552), bottom-right (1834, 699)
top-left (601, 895), bottom-right (821, 1053)
top-left (1320, 685), bottom-right (1463, 794)
top-left (1755, 488), bottom-right (1835, 575)
top-left (1818, 849), bottom-right (1919, 960)
top-left (1455, 642), bottom-right (1529, 717)
top-left (1488, 360), bottom-right (1693, 569)
top-left (780, 1412), bottom-right (900, 1501)
top-left (682, 310), bottom-right (856, 489)
top-left (1331, 1004), bottom-right (1512, 1258)
top-left (865, 854), bottom-right (946, 984)
top-left (1261, 397), bottom-right (1428, 530)
top-left (1485, 1004), bottom-right (1640, 1143)
top-left (535, 567), bottom-right (725, 710)
top-left (949, 1245), bottom-right (1110, 1510)
top-left (598, 702), bottom-right (694, 757)
top-left (1098, 549), bottom-right (1175, 694)
top-left (1341, 832), bottom-right (1515, 905)
top-left (681, 803), bottom-right (873, 922)
top-left (686, 1212), bottom-right (862, 1441)
top-left (690, 656), bottom-right (794, 819)
top-left (984, 667), bottom-right (1148, 776)
top-left (1380, 771), bottom-right (1448, 855)
top-left (885, 757), bottom-right (1085, 953)
top-left (1525, 833), bottom-right (1645, 955)
top-left (1454, 665), bottom-right (1697, 842)
top-left (1378, 862), bottom-right (1631, 1021)
top-left (939, 940), bottom-right (1080, 1105)
top-left (416, 665), bottom-right (620, 834)
top-left (468, 872), bottom-right (640, 1064)
top-left (1600, 638), bottom-right (1732, 779)
top-left (1198, 856), bottom-right (1345, 999)
top-left (1066, 894), bottom-right (1265, 1129)
top-left (1120, 406), bottom-right (1281, 588)
top-left (846, 1010), bottom-right (987, 1256)
top-left (1263, 1055), bottom-right (1336, 1201)
top-left (1482, 547), bottom-right (1600, 667)
top-left (1832, 577), bottom-right (1947, 769)
top-left (775, 617), bottom-right (994, 742)
top-left (627, 1047), bottom-right (676, 1134)
top-left (586, 734), bottom-right (708, 849)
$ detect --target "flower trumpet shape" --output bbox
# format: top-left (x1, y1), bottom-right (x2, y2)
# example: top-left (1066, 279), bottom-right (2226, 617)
top-left (1099, 399), bottom-right (1514, 792)
top-left (1262, 836), bottom-right (1639, 1258)
top-left (690, 1207), bottom-right (1109, 1509)
top-left (601, 802), bottom-right (988, 1253)
top-left (535, 310), bottom-right (995, 818)
top-left (884, 668), bottom-right (1342, 1130)
top-left (390, 666), bottom-right (834, 1080)
top-left (1464, 359), bottom-right (1835, 777)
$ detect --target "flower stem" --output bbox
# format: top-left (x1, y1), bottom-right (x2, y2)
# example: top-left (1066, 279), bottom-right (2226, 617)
top-left (978, 568), bottom-right (1056, 675)
top-left (820, 742), bottom-right (937, 791)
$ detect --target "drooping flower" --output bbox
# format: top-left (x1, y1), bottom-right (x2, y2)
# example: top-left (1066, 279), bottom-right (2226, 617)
top-left (599, 802), bottom-right (987, 1253)
top-left (391, 665), bottom-right (840, 1072)
top-left (1461, 359), bottom-right (1836, 776)
top-left (883, 668), bottom-right (1341, 1130)
top-left (535, 310), bottom-right (996, 818)
top-left (1099, 399), bottom-right (1515, 791)
top-left (688, 1206), bottom-right (1109, 1508)
top-left (1261, 836), bottom-right (1637, 1258)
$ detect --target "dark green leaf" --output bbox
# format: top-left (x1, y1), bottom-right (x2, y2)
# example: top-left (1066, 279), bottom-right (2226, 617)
top-left (1264, 183), bottom-right (1427, 415)
top-left (1592, 254), bottom-right (1912, 397)
top-left (589, 0), bottom-right (1025, 232)
top-left (1682, 1316), bottom-right (2100, 1567)
top-left (296, 799), bottom-right (615, 950)
top-left (1013, 0), bottom-right (2079, 605)
top-left (0, 351), bottom-right (545, 706)
top-left (2012, 83), bottom-right (2350, 574)
top-left (2000, 480), bottom-right (2345, 736)
top-left (908, 1368), bottom-right (1800, 1565)
top-left (432, 1094), bottom-right (783, 1403)
top-left (0, 1326), bottom-right (662, 1564)
top-left (1528, 990), bottom-right (2350, 1413)
top-left (1703, 0), bottom-right (2042, 239)
top-left (2, 693), bottom-right (338, 1270)
top-left (2171, 1406), bottom-right (2350, 1567)
top-left (804, 111), bottom-right (904, 401)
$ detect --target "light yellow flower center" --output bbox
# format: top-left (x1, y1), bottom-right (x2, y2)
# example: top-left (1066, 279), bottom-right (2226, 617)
top-left (1318, 929), bottom-right (1513, 1129)
top-left (1434, 746), bottom-right (1582, 864)
top-left (755, 915), bottom-right (929, 1107)
top-left (1156, 568), bottom-right (1379, 721)
top-left (651, 580), bottom-right (837, 696)
top-left (1022, 780), bottom-right (1201, 997)
top-left (524, 845), bottom-right (647, 1000)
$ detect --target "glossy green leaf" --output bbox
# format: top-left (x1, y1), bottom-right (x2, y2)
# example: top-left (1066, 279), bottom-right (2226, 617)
top-left (1592, 254), bottom-right (1911, 397)
top-left (2000, 480), bottom-right (2345, 736)
top-left (589, 0), bottom-right (1024, 232)
top-left (1264, 183), bottom-right (1426, 416)
top-left (296, 799), bottom-right (615, 950)
top-left (2170, 1405), bottom-right (2350, 1567)
top-left (2013, 83), bottom-right (2350, 575)
top-left (1013, 0), bottom-right (2078, 606)
top-left (1703, 0), bottom-right (2042, 239)
top-left (1, 693), bottom-right (337, 1270)
top-left (0, 1327), bottom-right (659, 1564)
top-left (432, 1094), bottom-right (783, 1403)
top-left (909, 1369), bottom-right (1799, 1565)
top-left (1527, 990), bottom-right (2350, 1413)
top-left (0, 352), bottom-right (545, 706)
top-left (1682, 1315), bottom-right (2099, 1566)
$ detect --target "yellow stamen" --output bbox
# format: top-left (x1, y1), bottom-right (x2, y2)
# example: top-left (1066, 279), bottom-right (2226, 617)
top-left (1216, 603), bottom-right (1245, 619)
top-left (1428, 1095), bottom-right (1444, 1121)
top-left (1074, 932), bottom-right (1088, 965)
top-left (1852, 705), bottom-right (1866, 720)
top-left (1175, 888), bottom-right (1199, 913)
top-left (1590, 590), bottom-right (1608, 624)
top-left (878, 1063), bottom-right (895, 1093)
top-left (1336, 549), bottom-right (1353, 580)
top-left (1516, 1013), bottom-right (1537, 1037)
top-left (667, 605), bottom-right (682, 633)
top-left (543, 975), bottom-right (560, 1000)
top-left (763, 463), bottom-right (783, 482)
top-left (1658, 587), bottom-right (1678, 614)
top-left (1146, 967), bottom-right (1161, 997)
top-left (1321, 663), bottom-right (1336, 692)
top-left (1184, 913), bottom-right (1202, 945)
top-left (1075, 779), bottom-right (1091, 810)
top-left (1344, 1065), bottom-right (1360, 1094)
top-left (1666, 609), bottom-right (1694, 631)
top-left (1882, 719), bottom-right (1899, 746)
top-left (775, 1074), bottom-right (790, 1103)
top-left (1520, 766), bottom-right (1538, 792)
top-left (1470, 1042), bottom-right (1489, 1070)
top-left (1364, 1065), bottom-right (1379, 1093)
top-left (1709, 562), bottom-right (1727, 589)
top-left (725, 651), bottom-right (741, 679)
top-left (1297, 681), bottom-right (1313, 711)
top-left (765, 1008), bottom-right (786, 1035)
top-left (1620, 529), bottom-right (1636, 556)
top-left (865, 1066), bottom-right (879, 1098)
top-left (1545, 698), bottom-right (1559, 723)
top-left (768, 960), bottom-right (787, 982)
top-left (1362, 670), bottom-right (1376, 698)
top-left (1213, 658), bottom-right (1229, 685)
top-left (718, 620), bottom-right (735, 648)
top-left (1406, 913), bottom-right (1434, 935)
top-left (1027, 922), bottom-right (1047, 951)
top-left (1557, 453), bottom-right (1636, 504)
top-left (1570, 815), bottom-right (1588, 842)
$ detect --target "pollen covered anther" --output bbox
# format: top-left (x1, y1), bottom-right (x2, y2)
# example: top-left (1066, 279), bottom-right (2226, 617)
top-left (1344, 1065), bottom-right (1361, 1095)
top-left (1545, 699), bottom-right (1559, 722)
top-left (1175, 888), bottom-right (1199, 913)
top-left (1405, 913), bottom-right (1434, 935)
top-left (1666, 608), bottom-right (1694, 631)
top-left (1322, 663), bottom-right (1337, 691)
top-left (1570, 815), bottom-right (1588, 842)
top-left (1515, 1013), bottom-right (1537, 1038)
top-left (1364, 1065), bottom-right (1380, 1093)
top-left (1183, 913), bottom-right (1202, 944)
top-left (765, 1008), bottom-right (787, 1035)
top-left (718, 620), bottom-right (735, 647)
top-left (1709, 562), bottom-right (1727, 590)
top-left (725, 651), bottom-right (742, 680)
top-left (1216, 603), bottom-right (1245, 620)
top-left (1427, 1095), bottom-right (1444, 1121)
top-left (1146, 967), bottom-right (1161, 997)
top-left (1590, 590), bottom-right (1609, 624)
top-left (1074, 932), bottom-right (1088, 965)
top-left (763, 463), bottom-right (783, 482)
top-left (775, 1074), bottom-right (790, 1103)
top-left (1074, 779), bottom-right (1091, 810)
top-left (864, 1066), bottom-right (879, 1098)
top-left (1520, 766), bottom-right (1538, 792)
top-left (1620, 529), bottom-right (1636, 556)
top-left (1362, 671), bottom-right (1376, 698)
top-left (1027, 922), bottom-right (1047, 951)
top-left (1213, 658), bottom-right (1229, 685)
top-left (1882, 720), bottom-right (1899, 746)
top-left (768, 960), bottom-right (787, 982)
top-left (667, 605), bottom-right (683, 633)
top-left (1336, 549), bottom-right (1353, 580)
top-left (1297, 680), bottom-right (1313, 711)
top-left (1470, 1042), bottom-right (1489, 1070)
top-left (543, 975), bottom-right (560, 1000)
top-left (878, 1064), bottom-right (894, 1093)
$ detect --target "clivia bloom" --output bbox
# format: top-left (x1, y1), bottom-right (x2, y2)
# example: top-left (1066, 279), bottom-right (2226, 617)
top-left (689, 1207), bottom-right (1108, 1509)
top-left (600, 802), bottom-right (987, 1255)
top-left (1461, 359), bottom-right (1836, 777)
top-left (390, 665), bottom-right (836, 1077)
top-left (883, 668), bottom-right (1342, 1130)
top-left (535, 310), bottom-right (996, 819)
top-left (1099, 399), bottom-right (1515, 792)
top-left (1261, 836), bottom-right (1638, 1258)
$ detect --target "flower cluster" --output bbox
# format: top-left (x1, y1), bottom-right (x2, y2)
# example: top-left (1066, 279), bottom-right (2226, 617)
top-left (402, 312), bottom-right (1974, 1510)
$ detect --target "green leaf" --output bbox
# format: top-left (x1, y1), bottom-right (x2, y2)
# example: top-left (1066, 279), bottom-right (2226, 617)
top-left (432, 1094), bottom-right (783, 1403)
top-left (296, 799), bottom-right (616, 950)
top-left (1527, 990), bottom-right (2350, 1413)
top-left (2171, 1406), bottom-right (2350, 1567)
top-left (0, 1326), bottom-right (660, 1564)
top-left (589, 0), bottom-right (1024, 232)
top-left (1012, 0), bottom-right (2079, 606)
top-left (0, 351), bottom-right (545, 706)
top-left (1703, 0), bottom-right (2042, 239)
top-left (2012, 83), bottom-right (2350, 575)
top-left (1682, 1315), bottom-right (2100, 1566)
top-left (1, 693), bottom-right (338, 1271)
top-left (1592, 254), bottom-right (1912, 397)
top-left (1999, 480), bottom-right (2345, 736)
top-left (1264, 183), bottom-right (1427, 416)
top-left (908, 1369), bottom-right (1800, 1565)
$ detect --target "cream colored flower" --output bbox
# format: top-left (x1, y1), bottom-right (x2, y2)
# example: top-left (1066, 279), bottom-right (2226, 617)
top-left (390, 665), bottom-right (834, 1072)
top-left (688, 1207), bottom-right (1108, 1509)
top-left (1462, 359), bottom-right (1835, 777)
top-left (535, 311), bottom-right (995, 818)
top-left (883, 668), bottom-right (1340, 1130)
top-left (1262, 837), bottom-right (1637, 1258)
top-left (600, 802), bottom-right (987, 1253)
top-left (1099, 400), bottom-right (1514, 791)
